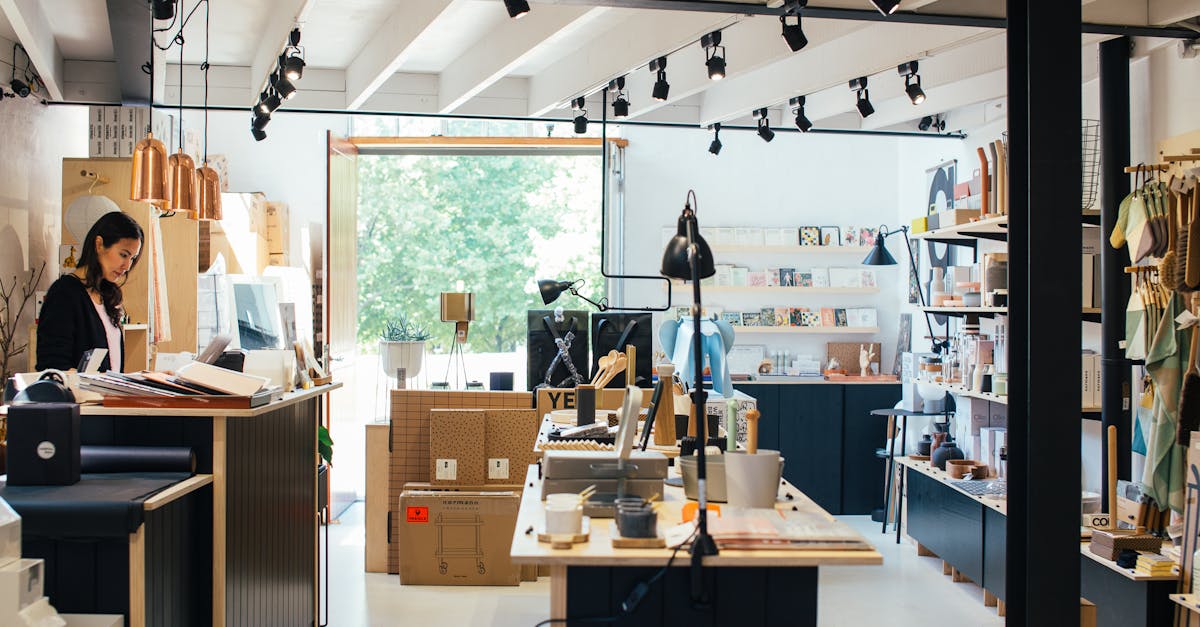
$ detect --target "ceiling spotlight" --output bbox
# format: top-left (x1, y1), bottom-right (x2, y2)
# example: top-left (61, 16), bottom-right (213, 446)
top-left (260, 89), bottom-right (281, 115)
top-left (504, 0), bottom-right (531, 19)
top-left (9, 78), bottom-right (29, 98)
top-left (153, 0), bottom-right (176, 20)
top-left (650, 57), bottom-right (670, 101)
top-left (284, 53), bottom-right (305, 81)
top-left (572, 97), bottom-right (588, 134)
top-left (609, 77), bottom-right (630, 118)
top-left (918, 115), bottom-right (946, 132)
top-left (754, 108), bottom-right (774, 143)
top-left (849, 76), bottom-right (874, 118)
top-left (708, 123), bottom-right (722, 155)
top-left (871, 0), bottom-right (901, 15)
top-left (790, 96), bottom-right (813, 132)
top-left (252, 127), bottom-right (267, 142)
top-left (898, 60), bottom-right (925, 105)
top-left (780, 13), bottom-right (808, 52)
top-left (274, 72), bottom-right (297, 100)
top-left (252, 113), bottom-right (269, 132)
top-left (701, 31), bottom-right (726, 81)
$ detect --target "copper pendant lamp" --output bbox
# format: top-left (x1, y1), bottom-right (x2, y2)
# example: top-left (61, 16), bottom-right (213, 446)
top-left (192, 0), bottom-right (222, 221)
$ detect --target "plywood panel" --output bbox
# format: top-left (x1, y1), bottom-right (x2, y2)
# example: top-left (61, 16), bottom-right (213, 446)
top-left (364, 423), bottom-right (389, 573)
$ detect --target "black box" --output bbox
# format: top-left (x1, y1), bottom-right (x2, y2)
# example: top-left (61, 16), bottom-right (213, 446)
top-left (7, 403), bottom-right (81, 486)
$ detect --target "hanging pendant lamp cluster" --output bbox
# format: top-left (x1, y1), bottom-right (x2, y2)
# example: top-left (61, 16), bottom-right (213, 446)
top-left (130, 0), bottom-right (221, 221)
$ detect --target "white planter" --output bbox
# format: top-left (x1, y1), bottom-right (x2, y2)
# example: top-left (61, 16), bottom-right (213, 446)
top-left (380, 340), bottom-right (425, 378)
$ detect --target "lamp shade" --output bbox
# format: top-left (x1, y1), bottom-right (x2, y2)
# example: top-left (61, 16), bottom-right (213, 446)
top-left (661, 211), bottom-right (715, 280)
top-left (131, 133), bottom-right (169, 205)
top-left (537, 279), bottom-right (572, 305)
top-left (167, 151), bottom-right (197, 214)
top-left (195, 165), bottom-right (224, 221)
top-left (862, 236), bottom-right (897, 266)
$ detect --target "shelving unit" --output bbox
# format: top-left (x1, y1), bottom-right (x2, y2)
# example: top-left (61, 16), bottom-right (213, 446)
top-left (732, 326), bottom-right (880, 334)
top-left (690, 286), bottom-right (879, 295)
top-left (911, 214), bottom-right (1009, 243)
top-left (711, 245), bottom-right (874, 255)
top-left (921, 306), bottom-right (1007, 317)
top-left (1170, 594), bottom-right (1200, 614)
top-left (1081, 544), bottom-right (1177, 582)
top-left (923, 380), bottom-right (1101, 418)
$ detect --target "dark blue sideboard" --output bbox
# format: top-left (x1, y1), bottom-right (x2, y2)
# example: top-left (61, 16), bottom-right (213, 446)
top-left (732, 382), bottom-right (899, 515)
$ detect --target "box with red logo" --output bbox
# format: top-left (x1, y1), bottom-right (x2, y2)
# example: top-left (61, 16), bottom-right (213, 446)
top-left (396, 489), bottom-right (521, 585)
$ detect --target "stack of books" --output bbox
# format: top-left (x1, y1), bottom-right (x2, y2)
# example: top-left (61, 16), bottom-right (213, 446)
top-left (1134, 552), bottom-right (1175, 577)
top-left (80, 361), bottom-right (278, 409)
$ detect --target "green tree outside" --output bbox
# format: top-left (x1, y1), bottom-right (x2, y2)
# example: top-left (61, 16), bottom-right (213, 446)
top-left (356, 153), bottom-right (605, 353)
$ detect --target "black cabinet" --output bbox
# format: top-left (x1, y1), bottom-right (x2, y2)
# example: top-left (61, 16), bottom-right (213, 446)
top-left (778, 385), bottom-right (842, 513)
top-left (983, 507), bottom-right (1006, 602)
top-left (841, 385), bottom-right (902, 514)
top-left (736, 383), bottom-right (780, 453)
top-left (905, 471), bottom-right (984, 584)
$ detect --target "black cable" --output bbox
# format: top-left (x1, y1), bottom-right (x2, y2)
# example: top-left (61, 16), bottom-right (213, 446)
top-left (202, 0), bottom-right (209, 164)
top-left (532, 527), bottom-right (698, 627)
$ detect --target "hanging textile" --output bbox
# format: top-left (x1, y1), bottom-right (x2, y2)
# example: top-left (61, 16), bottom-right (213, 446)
top-left (1134, 375), bottom-right (1153, 456)
top-left (149, 214), bottom-right (172, 344)
top-left (1142, 293), bottom-right (1187, 513)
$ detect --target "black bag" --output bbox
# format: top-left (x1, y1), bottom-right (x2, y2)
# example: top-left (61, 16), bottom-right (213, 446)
top-left (7, 402), bottom-right (81, 486)
top-left (590, 313), bottom-right (652, 388)
top-left (526, 310), bottom-right (589, 391)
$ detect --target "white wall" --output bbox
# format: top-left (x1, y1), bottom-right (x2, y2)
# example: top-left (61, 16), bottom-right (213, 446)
top-left (619, 124), bottom-right (951, 371)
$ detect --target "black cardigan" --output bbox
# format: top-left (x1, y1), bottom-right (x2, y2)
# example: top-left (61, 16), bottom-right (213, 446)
top-left (35, 274), bottom-right (123, 372)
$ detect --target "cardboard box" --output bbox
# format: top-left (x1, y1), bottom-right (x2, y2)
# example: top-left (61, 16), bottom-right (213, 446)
top-left (397, 490), bottom-right (521, 586)
top-left (429, 410), bottom-right (486, 485)
top-left (483, 409), bottom-right (539, 484)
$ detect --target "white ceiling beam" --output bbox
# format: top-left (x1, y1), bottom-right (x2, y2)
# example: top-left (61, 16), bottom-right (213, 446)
top-left (439, 5), bottom-right (608, 114)
top-left (248, 0), bottom-right (317, 94)
top-left (526, 10), bottom-right (739, 117)
top-left (697, 22), bottom-right (987, 127)
top-left (858, 68), bottom-right (1006, 131)
top-left (0, 0), bottom-right (64, 100)
top-left (1148, 0), bottom-right (1200, 25)
top-left (344, 0), bottom-right (463, 110)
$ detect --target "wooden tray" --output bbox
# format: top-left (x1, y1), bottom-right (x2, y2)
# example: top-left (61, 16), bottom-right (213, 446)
top-left (537, 517), bottom-right (591, 549)
top-left (612, 534), bottom-right (666, 549)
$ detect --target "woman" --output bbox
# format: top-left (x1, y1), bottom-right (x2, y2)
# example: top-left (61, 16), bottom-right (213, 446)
top-left (36, 211), bottom-right (144, 372)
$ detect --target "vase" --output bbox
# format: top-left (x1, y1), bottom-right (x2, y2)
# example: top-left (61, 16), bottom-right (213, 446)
top-left (380, 340), bottom-right (425, 379)
top-left (916, 434), bottom-right (932, 456)
top-left (931, 439), bottom-right (965, 470)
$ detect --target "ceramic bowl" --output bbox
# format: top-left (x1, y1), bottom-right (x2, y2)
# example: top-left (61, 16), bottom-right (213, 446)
top-left (946, 459), bottom-right (981, 479)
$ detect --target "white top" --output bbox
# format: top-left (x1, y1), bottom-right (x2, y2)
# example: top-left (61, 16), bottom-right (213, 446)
top-left (93, 300), bottom-right (122, 373)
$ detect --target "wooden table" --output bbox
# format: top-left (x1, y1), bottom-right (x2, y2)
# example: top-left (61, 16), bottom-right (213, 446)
top-left (74, 384), bottom-right (338, 627)
top-left (510, 464), bottom-right (881, 626)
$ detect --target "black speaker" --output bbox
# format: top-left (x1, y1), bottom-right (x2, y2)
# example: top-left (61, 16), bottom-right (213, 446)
top-left (7, 403), bottom-right (81, 486)
top-left (526, 310), bottom-right (589, 391)
top-left (489, 372), bottom-right (514, 391)
top-left (590, 313), bottom-right (652, 388)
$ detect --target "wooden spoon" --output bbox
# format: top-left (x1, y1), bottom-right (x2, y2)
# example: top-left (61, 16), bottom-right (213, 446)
top-left (745, 409), bottom-right (760, 455)
top-left (599, 355), bottom-right (628, 387)
top-left (592, 351), bottom-right (616, 384)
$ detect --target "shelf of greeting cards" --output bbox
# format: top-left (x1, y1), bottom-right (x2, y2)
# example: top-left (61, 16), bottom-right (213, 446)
top-left (666, 284), bottom-right (878, 295)
top-left (709, 245), bottom-right (875, 255)
top-left (732, 326), bottom-right (880, 334)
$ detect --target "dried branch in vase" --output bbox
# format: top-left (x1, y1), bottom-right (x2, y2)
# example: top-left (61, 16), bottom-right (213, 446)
top-left (0, 262), bottom-right (46, 383)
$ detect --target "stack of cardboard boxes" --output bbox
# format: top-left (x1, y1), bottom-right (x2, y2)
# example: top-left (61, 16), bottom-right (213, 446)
top-left (87, 105), bottom-right (175, 159)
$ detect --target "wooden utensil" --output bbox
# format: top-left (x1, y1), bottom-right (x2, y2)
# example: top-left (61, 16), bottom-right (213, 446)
top-left (591, 350), bottom-right (616, 384)
top-left (1187, 188), bottom-right (1200, 288)
top-left (598, 355), bottom-right (627, 387)
top-left (977, 147), bottom-right (991, 217)
top-left (745, 409), bottom-right (760, 455)
top-left (625, 344), bottom-right (636, 387)
top-left (1106, 424), bottom-right (1117, 531)
top-left (993, 139), bottom-right (1007, 215)
top-left (652, 364), bottom-right (677, 446)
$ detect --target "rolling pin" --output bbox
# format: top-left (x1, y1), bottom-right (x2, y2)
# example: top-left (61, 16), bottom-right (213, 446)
top-left (1107, 424), bottom-right (1117, 531)
top-left (652, 364), bottom-right (677, 446)
top-left (746, 409), bottom-right (760, 455)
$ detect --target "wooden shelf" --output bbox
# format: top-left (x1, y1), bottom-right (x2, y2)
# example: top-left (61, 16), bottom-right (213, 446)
top-left (710, 245), bottom-right (874, 255)
top-left (924, 381), bottom-right (1009, 405)
top-left (1171, 594), bottom-right (1200, 614)
top-left (1081, 544), bottom-right (1177, 582)
top-left (732, 326), bottom-right (880, 334)
top-left (921, 306), bottom-right (1007, 317)
top-left (897, 456), bottom-right (1007, 515)
top-left (911, 215), bottom-right (1008, 243)
top-left (701, 286), bottom-right (879, 294)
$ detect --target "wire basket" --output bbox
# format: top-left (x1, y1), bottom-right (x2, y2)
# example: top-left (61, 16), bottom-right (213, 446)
top-left (1081, 118), bottom-right (1100, 211)
top-left (999, 119), bottom-right (1101, 211)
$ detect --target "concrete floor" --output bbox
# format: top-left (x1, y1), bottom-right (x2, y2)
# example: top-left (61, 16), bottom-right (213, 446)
top-left (325, 503), bottom-right (1004, 627)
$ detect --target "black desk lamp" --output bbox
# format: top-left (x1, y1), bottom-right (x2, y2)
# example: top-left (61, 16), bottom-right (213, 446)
top-left (537, 279), bottom-right (609, 311)
top-left (862, 225), bottom-right (949, 353)
top-left (661, 189), bottom-right (719, 604)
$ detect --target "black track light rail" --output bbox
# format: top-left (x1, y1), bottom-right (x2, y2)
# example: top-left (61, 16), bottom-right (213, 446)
top-left (543, 0), bottom-right (1200, 38)
top-left (49, 100), bottom-right (967, 139)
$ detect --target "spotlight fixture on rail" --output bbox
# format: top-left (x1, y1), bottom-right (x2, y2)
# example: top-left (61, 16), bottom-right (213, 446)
top-left (609, 76), bottom-right (630, 118)
top-left (780, 1), bottom-right (809, 52)
top-left (504, 0), bottom-right (530, 19)
top-left (701, 31), bottom-right (726, 81)
top-left (849, 76), bottom-right (874, 118)
top-left (871, 0), bottom-right (900, 15)
top-left (918, 114), bottom-right (946, 132)
top-left (754, 108), bottom-right (775, 143)
top-left (572, 97), bottom-right (588, 134)
top-left (790, 96), bottom-right (813, 132)
top-left (708, 123), bottom-right (722, 155)
top-left (282, 28), bottom-right (305, 81)
top-left (650, 57), bottom-right (669, 101)
top-left (897, 60), bottom-right (925, 105)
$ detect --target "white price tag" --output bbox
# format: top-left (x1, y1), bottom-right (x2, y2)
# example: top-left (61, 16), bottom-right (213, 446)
top-left (435, 459), bottom-right (457, 481)
top-left (488, 458), bottom-right (510, 480)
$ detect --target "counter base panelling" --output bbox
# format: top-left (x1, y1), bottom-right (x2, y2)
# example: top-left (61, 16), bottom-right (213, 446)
top-left (1080, 552), bottom-right (1174, 627)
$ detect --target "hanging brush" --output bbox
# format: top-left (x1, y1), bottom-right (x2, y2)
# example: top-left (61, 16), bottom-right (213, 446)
top-left (1160, 176), bottom-right (1178, 289)
top-left (1178, 294), bottom-right (1200, 446)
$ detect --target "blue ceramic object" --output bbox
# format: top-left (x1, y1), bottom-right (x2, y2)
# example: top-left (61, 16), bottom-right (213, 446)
top-left (931, 438), bottom-right (964, 470)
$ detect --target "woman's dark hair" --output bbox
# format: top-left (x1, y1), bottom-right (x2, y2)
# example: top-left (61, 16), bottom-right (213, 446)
top-left (77, 211), bottom-right (144, 326)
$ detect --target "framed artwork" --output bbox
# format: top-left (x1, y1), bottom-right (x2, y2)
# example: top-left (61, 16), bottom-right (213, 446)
top-left (843, 228), bottom-right (860, 247)
top-left (819, 226), bottom-right (842, 247)
top-left (799, 226), bottom-right (821, 247)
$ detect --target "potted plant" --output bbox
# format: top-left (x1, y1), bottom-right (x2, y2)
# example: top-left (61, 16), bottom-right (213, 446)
top-left (379, 317), bottom-right (431, 380)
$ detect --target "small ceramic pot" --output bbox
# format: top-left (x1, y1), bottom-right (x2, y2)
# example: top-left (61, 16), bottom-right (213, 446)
top-left (617, 507), bottom-right (657, 538)
top-left (916, 435), bottom-right (933, 457)
top-left (931, 439), bottom-right (965, 470)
